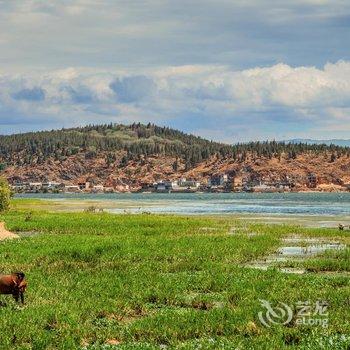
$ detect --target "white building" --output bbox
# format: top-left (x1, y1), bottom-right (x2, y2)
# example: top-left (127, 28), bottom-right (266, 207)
top-left (65, 185), bottom-right (80, 193)
top-left (42, 181), bottom-right (62, 189)
top-left (178, 179), bottom-right (200, 189)
top-left (92, 184), bottom-right (104, 193)
top-left (78, 182), bottom-right (91, 190)
top-left (28, 182), bottom-right (43, 190)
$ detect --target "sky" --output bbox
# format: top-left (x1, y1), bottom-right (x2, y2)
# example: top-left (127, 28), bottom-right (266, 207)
top-left (0, 0), bottom-right (350, 142)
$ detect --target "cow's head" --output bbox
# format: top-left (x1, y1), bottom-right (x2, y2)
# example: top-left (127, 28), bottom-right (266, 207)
top-left (14, 272), bottom-right (25, 282)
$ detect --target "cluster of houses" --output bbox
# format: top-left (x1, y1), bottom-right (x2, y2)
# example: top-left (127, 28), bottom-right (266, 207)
top-left (10, 176), bottom-right (229, 194)
top-left (140, 175), bottom-right (234, 193)
top-left (10, 172), bottom-right (329, 194)
top-left (150, 178), bottom-right (201, 193)
top-left (10, 181), bottom-right (117, 194)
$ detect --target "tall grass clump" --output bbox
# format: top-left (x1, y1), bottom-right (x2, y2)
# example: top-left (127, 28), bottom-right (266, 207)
top-left (0, 176), bottom-right (11, 212)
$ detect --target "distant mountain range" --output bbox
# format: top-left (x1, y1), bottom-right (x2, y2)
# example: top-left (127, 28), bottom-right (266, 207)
top-left (288, 139), bottom-right (350, 147)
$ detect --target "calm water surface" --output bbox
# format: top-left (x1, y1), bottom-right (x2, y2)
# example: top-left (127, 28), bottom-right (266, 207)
top-left (16, 192), bottom-right (350, 217)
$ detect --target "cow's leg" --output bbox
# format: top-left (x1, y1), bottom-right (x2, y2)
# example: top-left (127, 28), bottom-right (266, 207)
top-left (12, 292), bottom-right (19, 303)
top-left (0, 295), bottom-right (6, 307)
top-left (20, 292), bottom-right (25, 304)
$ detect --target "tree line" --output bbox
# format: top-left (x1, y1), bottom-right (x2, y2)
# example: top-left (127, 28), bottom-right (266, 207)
top-left (0, 123), bottom-right (349, 169)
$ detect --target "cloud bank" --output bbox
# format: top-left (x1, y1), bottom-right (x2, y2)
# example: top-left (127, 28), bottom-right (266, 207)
top-left (1, 61), bottom-right (350, 141)
top-left (0, 1), bottom-right (350, 140)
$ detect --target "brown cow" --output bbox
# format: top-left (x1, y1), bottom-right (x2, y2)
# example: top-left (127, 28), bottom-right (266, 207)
top-left (0, 272), bottom-right (27, 304)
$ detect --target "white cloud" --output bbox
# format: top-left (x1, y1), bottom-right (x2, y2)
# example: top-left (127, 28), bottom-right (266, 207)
top-left (0, 61), bottom-right (350, 140)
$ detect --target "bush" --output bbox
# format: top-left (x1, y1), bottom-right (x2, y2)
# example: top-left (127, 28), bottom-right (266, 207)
top-left (0, 177), bottom-right (10, 212)
top-left (84, 205), bottom-right (97, 213)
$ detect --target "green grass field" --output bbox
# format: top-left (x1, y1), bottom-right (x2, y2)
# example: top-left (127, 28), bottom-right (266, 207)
top-left (0, 203), bottom-right (349, 349)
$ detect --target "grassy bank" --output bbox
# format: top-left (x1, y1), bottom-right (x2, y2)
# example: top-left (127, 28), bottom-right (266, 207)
top-left (0, 204), bottom-right (349, 349)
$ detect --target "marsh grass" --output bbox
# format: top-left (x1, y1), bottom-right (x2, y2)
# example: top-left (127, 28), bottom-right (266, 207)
top-left (0, 207), bottom-right (349, 349)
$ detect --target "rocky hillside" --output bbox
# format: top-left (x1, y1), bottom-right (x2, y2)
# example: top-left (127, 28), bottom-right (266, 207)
top-left (1, 123), bottom-right (350, 191)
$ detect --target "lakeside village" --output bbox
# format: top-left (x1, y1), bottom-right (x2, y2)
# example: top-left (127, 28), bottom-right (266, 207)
top-left (10, 172), bottom-right (344, 194)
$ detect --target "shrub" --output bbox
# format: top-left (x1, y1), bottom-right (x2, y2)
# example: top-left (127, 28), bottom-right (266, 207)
top-left (0, 177), bottom-right (10, 212)
top-left (84, 205), bottom-right (97, 213)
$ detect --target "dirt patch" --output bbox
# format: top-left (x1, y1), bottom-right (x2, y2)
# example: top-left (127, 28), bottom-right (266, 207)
top-left (0, 222), bottom-right (18, 241)
top-left (106, 339), bottom-right (121, 346)
top-left (95, 308), bottom-right (147, 325)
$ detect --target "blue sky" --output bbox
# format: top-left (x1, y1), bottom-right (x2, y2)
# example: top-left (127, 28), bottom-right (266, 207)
top-left (0, 0), bottom-right (350, 142)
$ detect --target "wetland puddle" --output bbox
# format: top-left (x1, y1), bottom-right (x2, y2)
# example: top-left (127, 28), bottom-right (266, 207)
top-left (276, 242), bottom-right (345, 258)
top-left (244, 235), bottom-right (347, 276)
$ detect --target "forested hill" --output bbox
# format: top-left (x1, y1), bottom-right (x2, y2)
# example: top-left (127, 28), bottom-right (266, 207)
top-left (1, 123), bottom-right (348, 168)
top-left (0, 123), bottom-right (232, 168)
top-left (1, 123), bottom-right (350, 190)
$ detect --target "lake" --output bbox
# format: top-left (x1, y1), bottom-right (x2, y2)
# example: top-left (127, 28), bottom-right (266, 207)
top-left (15, 192), bottom-right (350, 227)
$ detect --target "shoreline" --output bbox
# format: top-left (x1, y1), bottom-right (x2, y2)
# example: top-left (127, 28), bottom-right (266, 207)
top-left (13, 188), bottom-right (350, 195)
top-left (10, 194), bottom-right (350, 228)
